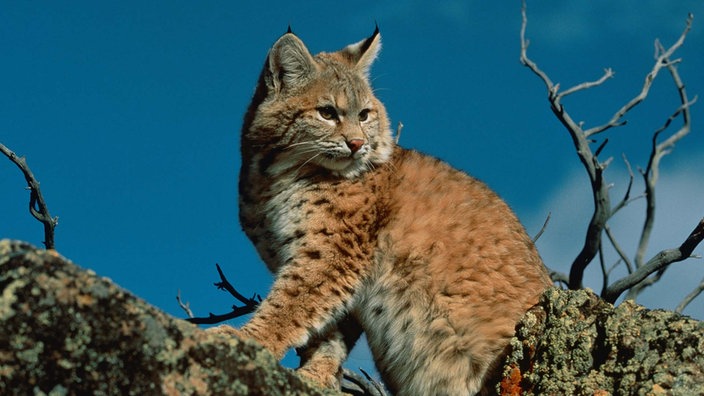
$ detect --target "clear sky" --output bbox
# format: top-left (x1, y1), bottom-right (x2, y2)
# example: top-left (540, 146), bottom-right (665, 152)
top-left (2, 1), bottom-right (704, 374)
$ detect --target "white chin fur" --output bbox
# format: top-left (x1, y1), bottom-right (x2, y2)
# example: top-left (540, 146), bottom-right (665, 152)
top-left (320, 158), bottom-right (366, 179)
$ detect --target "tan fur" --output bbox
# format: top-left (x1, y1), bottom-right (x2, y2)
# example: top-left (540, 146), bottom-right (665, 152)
top-left (217, 28), bottom-right (552, 395)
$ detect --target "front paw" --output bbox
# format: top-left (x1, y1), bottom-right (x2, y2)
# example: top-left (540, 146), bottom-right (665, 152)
top-left (297, 364), bottom-right (342, 390)
top-left (206, 324), bottom-right (245, 338)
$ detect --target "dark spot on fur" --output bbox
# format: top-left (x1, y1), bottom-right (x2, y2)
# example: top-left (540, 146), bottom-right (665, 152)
top-left (401, 319), bottom-right (411, 332)
top-left (316, 227), bottom-right (334, 236)
top-left (305, 250), bottom-right (322, 260)
top-left (372, 306), bottom-right (383, 316)
top-left (291, 198), bottom-right (309, 209)
top-left (312, 198), bottom-right (331, 206)
top-left (398, 301), bottom-right (412, 314)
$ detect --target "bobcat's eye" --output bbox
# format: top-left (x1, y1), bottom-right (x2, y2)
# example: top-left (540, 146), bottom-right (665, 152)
top-left (317, 106), bottom-right (338, 121)
top-left (359, 109), bottom-right (371, 122)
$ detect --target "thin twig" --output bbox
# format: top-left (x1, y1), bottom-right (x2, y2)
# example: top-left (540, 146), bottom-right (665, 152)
top-left (532, 212), bottom-right (551, 243)
top-left (394, 122), bottom-right (404, 144)
top-left (342, 368), bottom-right (389, 396)
top-left (604, 225), bottom-right (633, 274)
top-left (676, 276), bottom-right (704, 314)
top-left (0, 142), bottom-right (58, 250)
top-left (557, 68), bottom-right (614, 100)
top-left (599, 244), bottom-right (609, 292)
top-left (186, 306), bottom-right (260, 325)
top-left (584, 14), bottom-right (693, 137)
top-left (360, 368), bottom-right (388, 396)
top-left (547, 268), bottom-right (569, 289)
top-left (214, 263), bottom-right (262, 305)
top-left (520, 1), bottom-right (555, 91)
top-left (176, 290), bottom-right (194, 318)
top-left (183, 264), bottom-right (262, 325)
top-left (609, 154), bottom-right (642, 217)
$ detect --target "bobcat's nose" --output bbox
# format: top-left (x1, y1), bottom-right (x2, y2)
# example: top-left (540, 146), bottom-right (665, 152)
top-left (346, 139), bottom-right (365, 154)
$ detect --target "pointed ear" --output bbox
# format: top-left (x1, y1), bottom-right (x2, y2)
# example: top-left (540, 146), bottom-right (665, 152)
top-left (264, 33), bottom-right (317, 94)
top-left (338, 26), bottom-right (381, 77)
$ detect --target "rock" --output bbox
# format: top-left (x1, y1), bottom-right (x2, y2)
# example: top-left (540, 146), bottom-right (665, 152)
top-left (0, 239), bottom-right (336, 396)
top-left (3, 239), bottom-right (703, 395)
top-left (498, 287), bottom-right (704, 395)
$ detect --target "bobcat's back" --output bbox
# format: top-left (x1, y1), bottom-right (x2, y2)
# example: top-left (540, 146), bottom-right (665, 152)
top-left (233, 28), bottom-right (551, 396)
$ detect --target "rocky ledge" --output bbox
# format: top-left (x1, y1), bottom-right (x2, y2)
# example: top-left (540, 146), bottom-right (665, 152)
top-left (1, 239), bottom-right (702, 395)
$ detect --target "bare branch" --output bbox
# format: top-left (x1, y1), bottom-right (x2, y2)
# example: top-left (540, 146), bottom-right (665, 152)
top-left (557, 68), bottom-right (614, 100)
top-left (676, 276), bottom-right (704, 314)
top-left (584, 14), bottom-right (693, 137)
top-left (183, 264), bottom-right (262, 325)
top-left (532, 212), bottom-right (551, 243)
top-left (342, 368), bottom-right (389, 396)
top-left (548, 268), bottom-right (569, 289)
top-left (521, 1), bottom-right (611, 289)
top-left (604, 225), bottom-right (633, 274)
top-left (186, 305), bottom-right (260, 325)
top-left (609, 154), bottom-right (642, 217)
top-left (522, 4), bottom-right (697, 296)
top-left (603, 218), bottom-right (704, 303)
top-left (0, 142), bottom-right (58, 250)
top-left (599, 245), bottom-right (609, 292)
top-left (625, 32), bottom-right (696, 300)
top-left (176, 290), bottom-right (194, 319)
top-left (394, 122), bottom-right (404, 144)
top-left (520, 1), bottom-right (555, 92)
top-left (213, 263), bottom-right (262, 306)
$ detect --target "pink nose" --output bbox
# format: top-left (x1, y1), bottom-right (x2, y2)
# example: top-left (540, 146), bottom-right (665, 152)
top-left (346, 139), bottom-right (364, 154)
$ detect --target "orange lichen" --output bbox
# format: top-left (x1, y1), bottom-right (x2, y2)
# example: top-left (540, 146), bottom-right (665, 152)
top-left (499, 365), bottom-right (524, 396)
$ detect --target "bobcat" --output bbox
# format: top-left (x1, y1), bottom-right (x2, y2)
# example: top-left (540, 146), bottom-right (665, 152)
top-left (215, 27), bottom-right (552, 395)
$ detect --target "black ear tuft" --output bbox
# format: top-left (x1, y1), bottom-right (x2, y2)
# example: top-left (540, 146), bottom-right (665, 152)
top-left (358, 25), bottom-right (380, 58)
top-left (286, 25), bottom-right (293, 34)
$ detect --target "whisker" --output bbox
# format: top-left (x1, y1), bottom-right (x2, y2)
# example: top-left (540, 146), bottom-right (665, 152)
top-left (292, 152), bottom-right (323, 178)
top-left (287, 140), bottom-right (318, 148)
top-left (284, 139), bottom-right (323, 151)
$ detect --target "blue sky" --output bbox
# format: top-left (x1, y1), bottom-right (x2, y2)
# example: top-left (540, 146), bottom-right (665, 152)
top-left (2, 1), bottom-right (704, 373)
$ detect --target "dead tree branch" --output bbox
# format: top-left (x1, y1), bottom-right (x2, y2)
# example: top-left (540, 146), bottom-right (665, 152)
top-left (342, 368), bottom-right (389, 396)
top-left (176, 290), bottom-right (194, 319)
top-left (0, 142), bottom-right (58, 250)
top-left (179, 264), bottom-right (261, 325)
top-left (676, 275), bottom-right (704, 314)
top-left (532, 212), bottom-right (551, 243)
top-left (584, 19), bottom-right (692, 137)
top-left (521, 2), bottom-right (701, 304)
top-left (603, 218), bottom-right (704, 303)
top-left (521, 1), bottom-right (614, 290)
top-left (624, 37), bottom-right (697, 300)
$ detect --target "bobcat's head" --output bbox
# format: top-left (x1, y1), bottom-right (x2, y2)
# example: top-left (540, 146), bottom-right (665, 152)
top-left (242, 28), bottom-right (393, 180)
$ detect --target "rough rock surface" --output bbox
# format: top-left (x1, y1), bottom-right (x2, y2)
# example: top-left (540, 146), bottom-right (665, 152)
top-left (0, 239), bottom-right (335, 396)
top-left (2, 239), bottom-right (703, 395)
top-left (498, 287), bottom-right (704, 396)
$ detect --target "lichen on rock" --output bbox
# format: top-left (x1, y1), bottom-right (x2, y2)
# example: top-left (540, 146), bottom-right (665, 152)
top-left (499, 287), bottom-right (704, 395)
top-left (0, 239), bottom-right (336, 396)
top-left (3, 239), bottom-right (703, 395)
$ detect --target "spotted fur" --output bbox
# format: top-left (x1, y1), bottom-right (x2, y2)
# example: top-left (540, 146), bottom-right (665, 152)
top-left (219, 28), bottom-right (552, 395)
